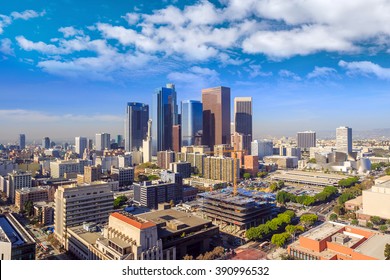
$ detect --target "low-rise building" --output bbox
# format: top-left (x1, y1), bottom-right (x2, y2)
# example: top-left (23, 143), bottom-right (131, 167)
top-left (15, 186), bottom-right (55, 211)
top-left (361, 180), bottom-right (390, 220)
top-left (34, 202), bottom-right (54, 225)
top-left (133, 181), bottom-right (183, 209)
top-left (288, 222), bottom-right (390, 260)
top-left (345, 196), bottom-right (362, 211)
top-left (110, 167), bottom-right (134, 187)
top-left (0, 213), bottom-right (36, 260)
top-left (263, 156), bottom-right (298, 169)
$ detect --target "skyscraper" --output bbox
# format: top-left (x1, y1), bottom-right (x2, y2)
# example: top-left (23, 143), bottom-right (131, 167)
top-left (181, 100), bottom-right (203, 147)
top-left (234, 97), bottom-right (252, 154)
top-left (202, 86), bottom-right (231, 149)
top-left (152, 84), bottom-right (178, 154)
top-left (19, 134), bottom-right (25, 150)
top-left (172, 125), bottom-right (181, 152)
top-left (42, 137), bottom-right (50, 149)
top-left (95, 133), bottom-right (111, 151)
top-left (336, 126), bottom-right (352, 154)
top-left (75, 136), bottom-right (88, 156)
top-left (125, 102), bottom-right (149, 152)
top-left (142, 119), bottom-right (152, 163)
top-left (297, 131), bottom-right (316, 149)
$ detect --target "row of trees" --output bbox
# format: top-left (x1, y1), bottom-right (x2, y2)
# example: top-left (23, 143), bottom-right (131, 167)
top-left (276, 186), bottom-right (338, 206)
top-left (371, 162), bottom-right (390, 171)
top-left (183, 246), bottom-right (225, 260)
top-left (338, 177), bottom-right (359, 188)
top-left (245, 210), bottom-right (295, 240)
top-left (270, 214), bottom-right (317, 248)
top-left (269, 181), bottom-right (285, 193)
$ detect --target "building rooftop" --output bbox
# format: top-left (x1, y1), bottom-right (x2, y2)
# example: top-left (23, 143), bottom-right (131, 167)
top-left (355, 234), bottom-right (390, 260)
top-left (375, 175), bottom-right (390, 184)
top-left (0, 214), bottom-right (33, 246)
top-left (302, 222), bottom-right (343, 241)
top-left (137, 209), bottom-right (211, 237)
top-left (111, 212), bottom-right (156, 230)
top-left (16, 187), bottom-right (48, 194)
top-left (345, 196), bottom-right (362, 205)
top-left (67, 225), bottom-right (102, 245)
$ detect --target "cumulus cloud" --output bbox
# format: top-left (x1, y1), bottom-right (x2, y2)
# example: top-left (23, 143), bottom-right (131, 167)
top-left (245, 64), bottom-right (272, 78)
top-left (307, 66), bottom-right (338, 79)
top-left (58, 26), bottom-right (84, 38)
top-left (11, 10), bottom-right (45, 20)
top-left (0, 38), bottom-right (14, 55)
top-left (339, 60), bottom-right (390, 80)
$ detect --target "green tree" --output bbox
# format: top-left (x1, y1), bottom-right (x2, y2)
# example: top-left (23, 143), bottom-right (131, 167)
top-left (24, 200), bottom-right (34, 217)
top-left (285, 225), bottom-right (304, 240)
top-left (243, 173), bottom-right (251, 180)
top-left (351, 219), bottom-right (359, 226)
top-left (385, 168), bottom-right (390, 176)
top-left (308, 158), bottom-right (317, 164)
top-left (338, 177), bottom-right (359, 188)
top-left (333, 205), bottom-right (345, 215)
top-left (113, 195), bottom-right (128, 209)
top-left (379, 225), bottom-right (388, 233)
top-left (148, 175), bottom-right (160, 181)
top-left (257, 171), bottom-right (268, 178)
top-left (271, 232), bottom-right (290, 247)
top-left (329, 213), bottom-right (338, 222)
top-left (370, 216), bottom-right (384, 225)
top-left (300, 214), bottom-right (318, 227)
top-left (366, 222), bottom-right (374, 229)
top-left (385, 244), bottom-right (390, 260)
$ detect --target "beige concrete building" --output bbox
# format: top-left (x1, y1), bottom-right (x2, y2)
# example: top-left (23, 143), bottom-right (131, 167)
top-left (15, 186), bottom-right (55, 211)
top-left (66, 212), bottom-right (166, 260)
top-left (203, 156), bottom-right (240, 183)
top-left (362, 180), bottom-right (390, 219)
top-left (54, 181), bottom-right (114, 245)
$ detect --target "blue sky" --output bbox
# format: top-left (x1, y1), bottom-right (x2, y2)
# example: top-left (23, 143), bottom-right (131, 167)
top-left (1, 0), bottom-right (390, 142)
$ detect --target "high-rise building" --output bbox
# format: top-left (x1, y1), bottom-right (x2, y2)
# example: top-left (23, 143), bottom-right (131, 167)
top-left (75, 136), bottom-right (88, 156)
top-left (54, 181), bottom-right (114, 245)
top-left (172, 125), bottom-right (181, 152)
top-left (125, 102), bottom-right (149, 152)
top-left (116, 135), bottom-right (123, 147)
top-left (181, 100), bottom-right (203, 147)
top-left (42, 137), bottom-right (50, 149)
top-left (157, 150), bottom-right (175, 169)
top-left (234, 97), bottom-right (252, 153)
top-left (152, 84), bottom-right (178, 155)
top-left (133, 181), bottom-right (182, 209)
top-left (297, 131), bottom-right (316, 149)
top-left (202, 86), bottom-right (231, 149)
top-left (95, 133), bottom-right (111, 151)
top-left (19, 134), bottom-right (26, 150)
top-left (142, 119), bottom-right (152, 163)
top-left (251, 139), bottom-right (274, 160)
top-left (7, 170), bottom-right (32, 202)
top-left (203, 156), bottom-right (240, 183)
top-left (336, 126), bottom-right (352, 154)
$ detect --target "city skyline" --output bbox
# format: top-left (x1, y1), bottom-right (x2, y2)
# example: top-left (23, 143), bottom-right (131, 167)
top-left (1, 1), bottom-right (390, 141)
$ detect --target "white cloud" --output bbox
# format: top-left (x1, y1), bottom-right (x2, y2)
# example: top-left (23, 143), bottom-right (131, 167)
top-left (58, 26), bottom-right (84, 38)
top-left (0, 109), bottom-right (122, 123)
top-left (0, 14), bottom-right (12, 34)
top-left (168, 66), bottom-right (219, 85)
top-left (278, 70), bottom-right (301, 81)
top-left (11, 10), bottom-right (45, 20)
top-left (339, 60), bottom-right (390, 80)
top-left (0, 38), bottom-right (14, 55)
top-left (16, 36), bottom-right (66, 54)
top-left (122, 13), bottom-right (140, 25)
top-left (307, 66), bottom-right (338, 79)
top-left (245, 64), bottom-right (272, 78)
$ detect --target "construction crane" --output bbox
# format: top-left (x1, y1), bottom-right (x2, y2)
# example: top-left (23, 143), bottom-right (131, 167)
top-left (204, 149), bottom-right (246, 196)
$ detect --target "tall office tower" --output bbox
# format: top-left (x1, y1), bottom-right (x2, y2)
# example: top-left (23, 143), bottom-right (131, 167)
top-left (42, 137), bottom-right (50, 149)
top-left (142, 119), bottom-right (152, 163)
top-left (202, 86), bottom-right (231, 149)
top-left (172, 125), bottom-right (181, 152)
top-left (54, 182), bottom-right (113, 245)
top-left (125, 102), bottom-right (149, 152)
top-left (152, 84), bottom-right (178, 154)
top-left (234, 97), bottom-right (252, 153)
top-left (19, 134), bottom-right (25, 150)
top-left (251, 139), bottom-right (274, 160)
top-left (116, 135), bottom-right (123, 147)
top-left (95, 133), bottom-right (111, 151)
top-left (181, 100), bottom-right (203, 147)
top-left (336, 126), bottom-right (352, 154)
top-left (75, 136), bottom-right (88, 156)
top-left (297, 131), bottom-right (316, 149)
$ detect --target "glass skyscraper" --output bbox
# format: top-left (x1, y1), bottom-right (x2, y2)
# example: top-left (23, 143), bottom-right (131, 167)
top-left (152, 84), bottom-right (178, 155)
top-left (181, 100), bottom-right (203, 147)
top-left (125, 102), bottom-right (149, 152)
